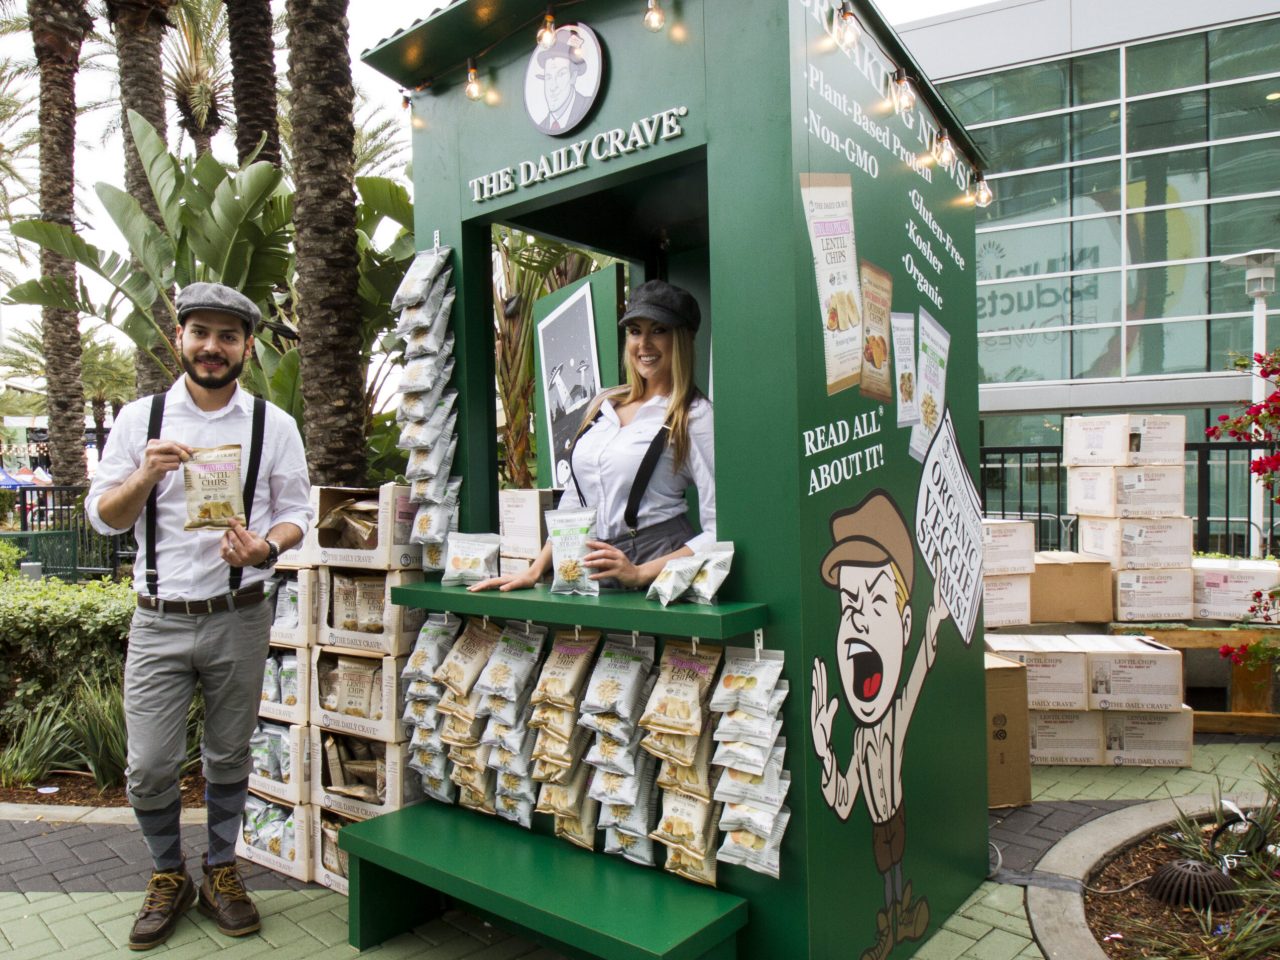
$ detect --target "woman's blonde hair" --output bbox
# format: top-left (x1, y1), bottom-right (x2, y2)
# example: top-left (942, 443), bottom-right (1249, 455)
top-left (589, 323), bottom-right (701, 473)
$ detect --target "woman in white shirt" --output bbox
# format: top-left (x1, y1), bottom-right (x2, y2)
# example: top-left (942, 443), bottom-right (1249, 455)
top-left (472, 279), bottom-right (714, 591)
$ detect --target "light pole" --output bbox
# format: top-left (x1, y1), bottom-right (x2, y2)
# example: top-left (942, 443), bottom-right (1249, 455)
top-left (1222, 249), bottom-right (1279, 558)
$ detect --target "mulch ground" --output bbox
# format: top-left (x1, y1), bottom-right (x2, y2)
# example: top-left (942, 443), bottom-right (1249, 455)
top-left (0, 771), bottom-right (207, 808)
top-left (1084, 826), bottom-right (1260, 959)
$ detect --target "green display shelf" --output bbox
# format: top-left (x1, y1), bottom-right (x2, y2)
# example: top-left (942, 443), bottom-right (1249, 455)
top-left (391, 581), bottom-right (768, 640)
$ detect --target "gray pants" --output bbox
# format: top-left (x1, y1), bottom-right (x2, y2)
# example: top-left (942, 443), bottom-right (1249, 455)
top-left (124, 599), bottom-right (272, 811)
top-left (602, 514), bottom-right (696, 590)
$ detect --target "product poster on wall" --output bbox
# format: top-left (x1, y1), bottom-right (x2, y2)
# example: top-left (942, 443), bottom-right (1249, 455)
top-left (536, 284), bottom-right (601, 488)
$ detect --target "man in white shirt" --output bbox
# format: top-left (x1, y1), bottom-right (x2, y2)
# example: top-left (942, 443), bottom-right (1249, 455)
top-left (86, 282), bottom-right (312, 950)
top-left (810, 491), bottom-right (949, 960)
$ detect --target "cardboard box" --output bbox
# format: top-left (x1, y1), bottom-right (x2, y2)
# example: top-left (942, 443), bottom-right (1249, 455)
top-left (1103, 706), bottom-right (1193, 767)
top-left (235, 797), bottom-right (312, 882)
top-left (1077, 517), bottom-right (1193, 571)
top-left (1030, 551), bottom-right (1114, 623)
top-left (1029, 710), bottom-right (1105, 765)
top-left (258, 645), bottom-right (311, 726)
top-left (1069, 635), bottom-right (1184, 711)
top-left (983, 574), bottom-right (1031, 627)
top-left (311, 647), bottom-right (411, 742)
top-left (500, 555), bottom-right (534, 578)
top-left (1067, 466), bottom-right (1185, 519)
top-left (269, 567), bottom-right (319, 648)
top-left (985, 653), bottom-right (1031, 808)
top-left (1114, 569), bottom-right (1194, 622)
top-left (306, 484), bottom-right (423, 570)
top-left (310, 727), bottom-right (424, 821)
top-left (318, 568), bottom-right (426, 656)
top-left (249, 722), bottom-right (311, 805)
top-left (984, 635), bottom-right (1088, 710)
top-left (499, 488), bottom-right (554, 560)
top-left (982, 518), bottom-right (1036, 575)
top-left (1193, 557), bottom-right (1280, 621)
top-left (311, 809), bottom-right (353, 896)
top-left (1063, 415), bottom-right (1185, 467)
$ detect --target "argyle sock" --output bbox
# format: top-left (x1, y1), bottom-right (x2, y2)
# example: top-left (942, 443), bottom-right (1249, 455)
top-left (134, 797), bottom-right (184, 872)
top-left (205, 777), bottom-right (249, 867)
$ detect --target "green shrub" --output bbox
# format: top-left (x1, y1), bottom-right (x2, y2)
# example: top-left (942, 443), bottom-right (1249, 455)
top-left (0, 702), bottom-right (78, 787)
top-left (0, 539), bottom-right (23, 577)
top-left (0, 576), bottom-right (135, 733)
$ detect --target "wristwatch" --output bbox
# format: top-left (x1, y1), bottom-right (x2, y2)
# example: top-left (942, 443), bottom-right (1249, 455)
top-left (254, 539), bottom-right (280, 569)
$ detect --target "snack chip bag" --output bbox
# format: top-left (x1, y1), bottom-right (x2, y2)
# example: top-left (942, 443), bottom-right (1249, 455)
top-left (474, 622), bottom-right (547, 702)
top-left (273, 581), bottom-right (299, 629)
top-left (554, 796), bottom-right (600, 851)
top-left (605, 825), bottom-right (656, 867)
top-left (716, 806), bottom-right (790, 879)
top-left (649, 790), bottom-right (715, 861)
top-left (402, 613), bottom-right (463, 682)
top-left (638, 640), bottom-right (723, 737)
top-left (495, 793), bottom-right (534, 830)
top-left (645, 554), bottom-right (705, 606)
top-left (655, 724), bottom-right (715, 802)
top-left (260, 655), bottom-right (281, 703)
top-left (354, 576), bottom-right (385, 633)
top-left (530, 630), bottom-right (601, 710)
top-left (709, 647), bottom-right (785, 714)
top-left (392, 247), bottom-right (452, 312)
top-left (440, 532), bottom-right (501, 586)
top-left (279, 655), bottom-right (299, 706)
top-left (686, 542), bottom-right (735, 605)
top-left (183, 445), bottom-right (244, 530)
top-left (546, 507), bottom-right (600, 596)
top-left (432, 617), bottom-right (503, 697)
top-left (581, 636), bottom-right (656, 719)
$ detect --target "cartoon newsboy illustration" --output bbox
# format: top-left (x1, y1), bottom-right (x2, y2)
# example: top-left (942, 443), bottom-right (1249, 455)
top-left (811, 490), bottom-right (950, 960)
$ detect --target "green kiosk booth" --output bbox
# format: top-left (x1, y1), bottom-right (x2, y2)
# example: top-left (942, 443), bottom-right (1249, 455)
top-left (347, 2), bottom-right (990, 958)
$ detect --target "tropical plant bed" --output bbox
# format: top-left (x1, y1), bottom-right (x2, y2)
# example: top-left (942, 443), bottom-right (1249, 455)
top-left (0, 771), bottom-right (207, 809)
top-left (1084, 822), bottom-right (1279, 959)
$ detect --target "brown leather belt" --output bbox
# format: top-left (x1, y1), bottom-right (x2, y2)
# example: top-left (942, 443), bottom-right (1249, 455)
top-left (136, 583), bottom-right (266, 615)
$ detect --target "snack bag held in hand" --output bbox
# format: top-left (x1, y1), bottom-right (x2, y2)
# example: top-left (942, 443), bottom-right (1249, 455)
top-left (183, 446), bottom-right (245, 529)
top-left (547, 507), bottom-right (599, 596)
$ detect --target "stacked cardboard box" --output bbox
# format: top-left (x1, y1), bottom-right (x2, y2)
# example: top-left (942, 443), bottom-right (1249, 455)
top-left (985, 634), bottom-right (1192, 767)
top-left (982, 519), bottom-right (1034, 628)
top-left (499, 488), bottom-right (554, 578)
top-left (1192, 557), bottom-right (1280, 621)
top-left (1065, 415), bottom-right (1192, 621)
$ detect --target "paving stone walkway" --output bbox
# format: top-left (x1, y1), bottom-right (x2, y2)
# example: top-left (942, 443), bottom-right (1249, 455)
top-left (1, 735), bottom-right (1276, 959)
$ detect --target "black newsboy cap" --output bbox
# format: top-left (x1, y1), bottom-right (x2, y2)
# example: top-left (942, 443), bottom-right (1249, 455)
top-left (618, 280), bottom-right (701, 334)
top-left (175, 282), bottom-right (260, 334)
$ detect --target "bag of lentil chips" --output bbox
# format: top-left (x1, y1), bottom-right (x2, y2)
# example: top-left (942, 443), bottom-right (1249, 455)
top-left (546, 507), bottom-right (599, 596)
top-left (183, 446), bottom-right (244, 529)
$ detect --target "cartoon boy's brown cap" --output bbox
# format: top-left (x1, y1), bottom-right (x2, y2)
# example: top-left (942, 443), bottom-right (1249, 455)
top-left (820, 491), bottom-right (914, 594)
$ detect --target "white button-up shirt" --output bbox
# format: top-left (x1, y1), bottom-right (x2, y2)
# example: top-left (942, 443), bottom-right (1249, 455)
top-left (559, 393), bottom-right (716, 552)
top-left (86, 378), bottom-right (313, 599)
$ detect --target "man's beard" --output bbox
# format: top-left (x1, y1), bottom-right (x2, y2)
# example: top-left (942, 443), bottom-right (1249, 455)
top-left (182, 352), bottom-right (244, 389)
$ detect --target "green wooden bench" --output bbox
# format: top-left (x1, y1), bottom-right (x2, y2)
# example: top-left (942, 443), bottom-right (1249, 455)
top-left (339, 802), bottom-right (749, 960)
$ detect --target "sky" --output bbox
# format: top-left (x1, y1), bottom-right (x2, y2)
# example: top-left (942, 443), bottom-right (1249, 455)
top-left (0, 0), bottom-right (986, 350)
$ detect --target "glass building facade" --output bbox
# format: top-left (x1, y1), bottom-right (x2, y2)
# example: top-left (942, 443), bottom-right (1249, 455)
top-left (936, 15), bottom-right (1280, 395)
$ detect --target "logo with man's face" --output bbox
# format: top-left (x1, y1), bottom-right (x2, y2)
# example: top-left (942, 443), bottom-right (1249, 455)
top-left (524, 24), bottom-right (604, 136)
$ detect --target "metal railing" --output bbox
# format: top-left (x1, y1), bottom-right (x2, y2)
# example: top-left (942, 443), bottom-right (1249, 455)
top-left (13, 485), bottom-right (132, 578)
top-left (979, 441), bottom-right (1280, 557)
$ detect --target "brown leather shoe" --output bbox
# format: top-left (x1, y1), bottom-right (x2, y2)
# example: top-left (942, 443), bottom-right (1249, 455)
top-left (197, 855), bottom-right (261, 937)
top-left (129, 870), bottom-right (195, 950)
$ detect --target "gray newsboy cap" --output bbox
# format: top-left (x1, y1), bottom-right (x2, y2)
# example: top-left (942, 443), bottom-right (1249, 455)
top-left (618, 280), bottom-right (701, 334)
top-left (175, 282), bottom-right (260, 334)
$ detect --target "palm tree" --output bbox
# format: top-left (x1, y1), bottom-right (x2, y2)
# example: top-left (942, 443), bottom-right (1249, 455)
top-left (104, 0), bottom-right (177, 397)
top-left (286, 0), bottom-right (364, 485)
top-left (165, 0), bottom-right (228, 156)
top-left (0, 58), bottom-right (39, 288)
top-left (223, 0), bottom-right (277, 165)
top-left (28, 0), bottom-right (92, 486)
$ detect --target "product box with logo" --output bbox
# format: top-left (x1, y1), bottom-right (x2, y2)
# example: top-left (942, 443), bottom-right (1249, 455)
top-left (312, 809), bottom-right (353, 896)
top-left (1029, 709), bottom-right (1104, 765)
top-left (1029, 551), bottom-right (1114, 623)
top-left (982, 518), bottom-right (1036, 575)
top-left (500, 488), bottom-right (555, 561)
top-left (982, 574), bottom-right (1031, 627)
top-left (235, 796), bottom-right (312, 882)
top-left (984, 653), bottom-right (1031, 808)
top-left (305, 483), bottom-right (423, 570)
top-left (248, 722), bottom-right (311, 805)
top-left (1114, 569), bottom-right (1194, 622)
top-left (1192, 557), bottom-right (1280, 621)
top-left (1067, 466), bottom-right (1185, 519)
top-left (311, 647), bottom-right (411, 742)
top-left (1103, 706), bottom-right (1194, 767)
top-left (1063, 415), bottom-right (1186, 467)
top-left (1077, 517), bottom-right (1193, 571)
top-left (258, 645), bottom-right (311, 726)
top-left (1068, 635), bottom-right (1183, 712)
top-left (984, 635), bottom-right (1088, 710)
top-left (318, 567), bottom-right (426, 656)
top-left (269, 567), bottom-right (319, 648)
top-left (310, 727), bottom-right (424, 821)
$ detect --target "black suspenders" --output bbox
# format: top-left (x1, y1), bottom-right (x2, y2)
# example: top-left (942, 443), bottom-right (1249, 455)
top-left (569, 407), bottom-right (671, 535)
top-left (143, 392), bottom-right (267, 597)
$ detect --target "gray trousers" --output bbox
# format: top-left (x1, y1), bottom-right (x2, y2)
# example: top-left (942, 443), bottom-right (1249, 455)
top-left (601, 514), bottom-right (696, 590)
top-left (124, 599), bottom-right (272, 811)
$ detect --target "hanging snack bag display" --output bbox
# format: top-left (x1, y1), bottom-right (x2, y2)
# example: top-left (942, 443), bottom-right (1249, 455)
top-left (709, 647), bottom-right (786, 715)
top-left (639, 640), bottom-right (723, 738)
top-left (546, 507), bottom-right (600, 596)
top-left (440, 531), bottom-right (500, 586)
top-left (531, 630), bottom-right (601, 710)
top-left (402, 613), bottom-right (463, 682)
top-left (432, 617), bottom-right (503, 698)
top-left (581, 635), bottom-right (656, 718)
top-left (182, 446), bottom-right (245, 530)
top-left (391, 246), bottom-right (452, 312)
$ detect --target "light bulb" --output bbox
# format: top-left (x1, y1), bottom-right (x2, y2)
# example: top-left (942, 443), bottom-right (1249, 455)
top-left (537, 9), bottom-right (556, 48)
top-left (894, 73), bottom-right (915, 113)
top-left (465, 59), bottom-right (482, 101)
top-left (644, 0), bottom-right (665, 31)
top-left (837, 2), bottom-right (860, 48)
top-left (974, 178), bottom-right (994, 208)
top-left (934, 134), bottom-right (956, 168)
